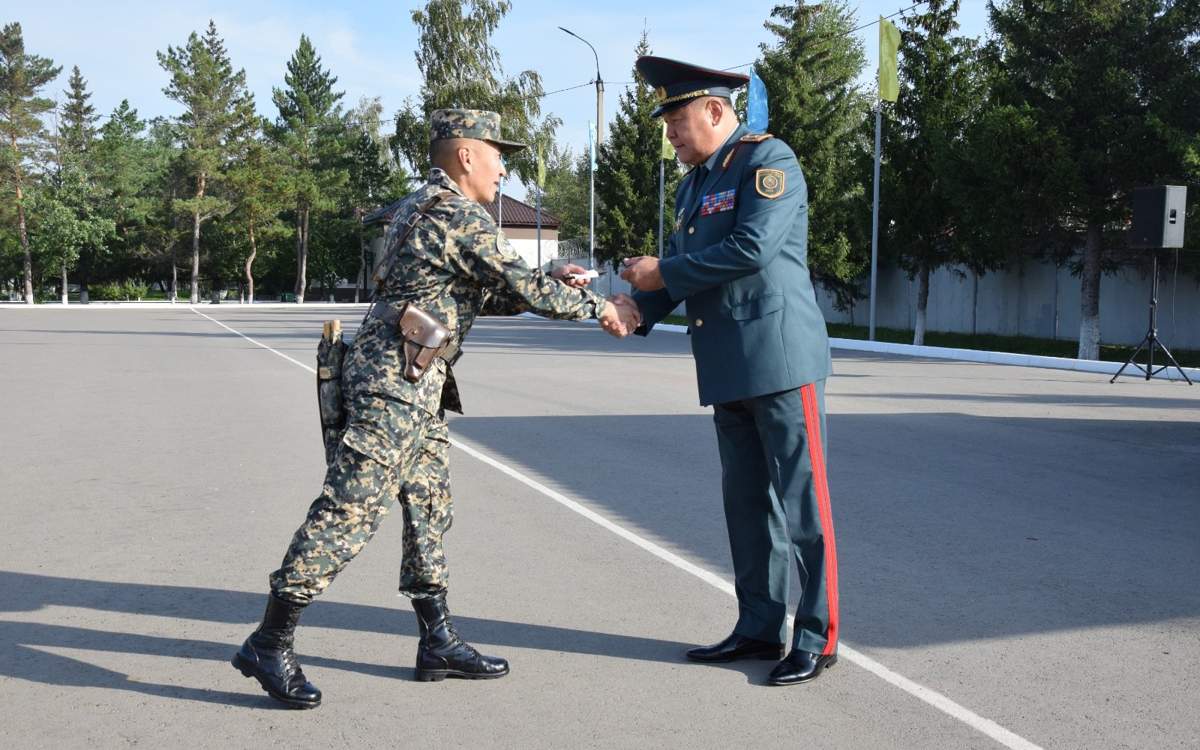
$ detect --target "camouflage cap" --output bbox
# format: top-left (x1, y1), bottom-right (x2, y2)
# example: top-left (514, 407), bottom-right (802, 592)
top-left (430, 109), bottom-right (527, 154)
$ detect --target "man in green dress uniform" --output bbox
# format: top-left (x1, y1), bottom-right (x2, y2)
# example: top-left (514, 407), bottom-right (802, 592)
top-left (621, 56), bottom-right (840, 686)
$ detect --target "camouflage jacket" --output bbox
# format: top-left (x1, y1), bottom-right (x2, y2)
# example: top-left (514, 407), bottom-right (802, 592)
top-left (344, 168), bottom-right (607, 417)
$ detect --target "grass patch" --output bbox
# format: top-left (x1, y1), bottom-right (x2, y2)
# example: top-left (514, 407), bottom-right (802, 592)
top-left (661, 314), bottom-right (1198, 368)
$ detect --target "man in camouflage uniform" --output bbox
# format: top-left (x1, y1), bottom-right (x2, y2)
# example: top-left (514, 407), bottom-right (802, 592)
top-left (233, 109), bottom-right (640, 709)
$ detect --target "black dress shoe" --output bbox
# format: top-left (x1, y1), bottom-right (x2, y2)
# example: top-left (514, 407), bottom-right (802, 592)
top-left (767, 648), bottom-right (837, 686)
top-left (686, 633), bottom-right (785, 663)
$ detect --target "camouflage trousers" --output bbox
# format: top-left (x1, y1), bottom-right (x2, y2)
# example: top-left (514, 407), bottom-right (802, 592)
top-left (269, 395), bottom-right (453, 604)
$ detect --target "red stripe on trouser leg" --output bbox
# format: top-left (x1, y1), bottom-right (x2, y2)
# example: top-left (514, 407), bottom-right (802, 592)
top-left (800, 383), bottom-right (839, 655)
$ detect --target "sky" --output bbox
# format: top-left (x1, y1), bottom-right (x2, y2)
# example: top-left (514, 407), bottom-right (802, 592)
top-left (11, 0), bottom-right (991, 196)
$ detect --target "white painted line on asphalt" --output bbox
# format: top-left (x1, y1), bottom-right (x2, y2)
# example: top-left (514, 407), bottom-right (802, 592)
top-left (190, 308), bottom-right (316, 373)
top-left (450, 436), bottom-right (1042, 750)
top-left (195, 309), bottom-right (1043, 750)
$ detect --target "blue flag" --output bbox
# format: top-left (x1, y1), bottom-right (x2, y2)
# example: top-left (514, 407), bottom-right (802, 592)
top-left (747, 68), bottom-right (769, 133)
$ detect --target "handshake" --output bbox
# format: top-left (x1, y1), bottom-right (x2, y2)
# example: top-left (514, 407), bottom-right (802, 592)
top-left (550, 262), bottom-right (645, 338)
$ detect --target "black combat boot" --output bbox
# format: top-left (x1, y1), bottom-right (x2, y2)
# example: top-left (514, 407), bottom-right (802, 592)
top-left (232, 593), bottom-right (322, 708)
top-left (411, 591), bottom-right (509, 681)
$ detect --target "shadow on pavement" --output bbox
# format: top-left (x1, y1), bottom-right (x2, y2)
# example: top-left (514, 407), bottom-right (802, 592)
top-left (445, 410), bottom-right (1200, 651)
top-left (0, 572), bottom-right (770, 704)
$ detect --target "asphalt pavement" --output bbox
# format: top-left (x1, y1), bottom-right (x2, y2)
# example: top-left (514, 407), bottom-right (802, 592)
top-left (1, 304), bottom-right (1198, 749)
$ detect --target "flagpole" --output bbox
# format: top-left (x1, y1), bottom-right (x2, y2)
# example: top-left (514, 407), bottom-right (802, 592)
top-left (589, 121), bottom-right (596, 276)
top-left (869, 103), bottom-right (881, 341)
top-left (658, 159), bottom-right (665, 258)
top-left (871, 16), bottom-right (899, 342)
top-left (536, 189), bottom-right (542, 269)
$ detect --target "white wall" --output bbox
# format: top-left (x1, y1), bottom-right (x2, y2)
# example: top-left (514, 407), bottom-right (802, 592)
top-left (508, 237), bottom-right (558, 270)
top-left (818, 255), bottom-right (1200, 349)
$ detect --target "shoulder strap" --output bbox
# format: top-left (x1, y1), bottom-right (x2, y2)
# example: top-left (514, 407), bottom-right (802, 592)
top-left (721, 133), bottom-right (775, 171)
top-left (369, 193), bottom-right (446, 298)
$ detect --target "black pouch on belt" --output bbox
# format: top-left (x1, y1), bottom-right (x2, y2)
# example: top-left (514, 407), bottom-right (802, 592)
top-left (397, 304), bottom-right (451, 383)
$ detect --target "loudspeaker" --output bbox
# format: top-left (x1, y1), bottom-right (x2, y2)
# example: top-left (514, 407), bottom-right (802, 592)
top-left (1130, 185), bottom-right (1187, 249)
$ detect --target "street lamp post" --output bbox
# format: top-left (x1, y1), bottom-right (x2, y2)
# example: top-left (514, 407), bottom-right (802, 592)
top-left (558, 27), bottom-right (604, 144)
top-left (559, 27), bottom-right (604, 280)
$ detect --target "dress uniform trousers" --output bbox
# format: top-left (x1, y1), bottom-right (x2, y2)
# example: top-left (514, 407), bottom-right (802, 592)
top-left (713, 380), bottom-right (838, 655)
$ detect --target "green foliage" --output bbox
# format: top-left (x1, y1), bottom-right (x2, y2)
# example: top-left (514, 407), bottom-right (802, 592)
top-left (986, 0), bottom-right (1200, 357)
top-left (0, 21), bottom-right (61, 301)
top-left (270, 34), bottom-right (348, 214)
top-left (269, 34), bottom-right (350, 299)
top-left (392, 0), bottom-right (559, 183)
top-left (756, 0), bottom-right (872, 306)
top-left (882, 1), bottom-right (986, 269)
top-left (594, 33), bottom-right (682, 268)
top-left (28, 159), bottom-right (115, 279)
top-left (90, 279), bottom-right (149, 301)
top-left (61, 65), bottom-right (97, 158)
top-left (539, 145), bottom-right (590, 244)
top-left (157, 21), bottom-right (256, 200)
top-left (157, 20), bottom-right (257, 301)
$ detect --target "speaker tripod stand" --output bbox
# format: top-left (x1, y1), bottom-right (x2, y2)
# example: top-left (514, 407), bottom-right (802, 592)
top-left (1111, 252), bottom-right (1193, 384)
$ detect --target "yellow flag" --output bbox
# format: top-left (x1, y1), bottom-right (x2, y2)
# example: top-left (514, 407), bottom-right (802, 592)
top-left (879, 18), bottom-right (900, 102)
top-left (536, 143), bottom-right (546, 187)
top-left (660, 121), bottom-right (675, 161)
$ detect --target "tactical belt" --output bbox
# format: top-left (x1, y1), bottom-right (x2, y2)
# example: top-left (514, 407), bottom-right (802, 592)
top-left (369, 300), bottom-right (462, 368)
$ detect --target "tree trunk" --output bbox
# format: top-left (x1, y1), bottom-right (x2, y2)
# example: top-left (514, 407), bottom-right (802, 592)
top-left (79, 249), bottom-right (90, 304)
top-left (294, 205), bottom-right (309, 303)
top-left (245, 218), bottom-right (257, 305)
top-left (19, 183), bottom-right (33, 304)
top-left (61, 261), bottom-right (68, 305)
top-left (190, 172), bottom-right (206, 304)
top-left (913, 261), bottom-right (930, 346)
top-left (1077, 222), bottom-right (1102, 360)
top-left (9, 136), bottom-right (34, 305)
top-left (169, 242), bottom-right (178, 303)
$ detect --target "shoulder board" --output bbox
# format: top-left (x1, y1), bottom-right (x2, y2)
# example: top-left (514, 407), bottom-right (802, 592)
top-left (740, 133), bottom-right (774, 143)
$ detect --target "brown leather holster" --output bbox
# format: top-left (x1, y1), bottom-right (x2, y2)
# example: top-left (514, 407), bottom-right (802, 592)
top-left (369, 300), bottom-right (458, 383)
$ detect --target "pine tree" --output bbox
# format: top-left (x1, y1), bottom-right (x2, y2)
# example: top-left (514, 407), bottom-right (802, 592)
top-left (0, 22), bottom-right (61, 303)
top-left (93, 101), bottom-right (157, 283)
top-left (56, 66), bottom-right (111, 300)
top-left (270, 34), bottom-right (348, 303)
top-left (594, 33), bottom-right (682, 267)
top-left (392, 0), bottom-right (557, 183)
top-left (226, 122), bottom-right (285, 304)
top-left (157, 20), bottom-right (257, 303)
top-left (882, 0), bottom-right (986, 345)
top-left (756, 0), bottom-right (871, 308)
top-left (61, 65), bottom-right (97, 158)
top-left (988, 0), bottom-right (1200, 360)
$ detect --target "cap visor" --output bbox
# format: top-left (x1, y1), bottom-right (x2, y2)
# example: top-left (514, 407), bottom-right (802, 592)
top-left (486, 139), bottom-right (528, 154)
top-left (651, 99), bottom-right (691, 118)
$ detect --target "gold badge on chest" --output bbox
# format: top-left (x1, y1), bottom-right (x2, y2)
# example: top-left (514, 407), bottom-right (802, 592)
top-left (755, 168), bottom-right (785, 199)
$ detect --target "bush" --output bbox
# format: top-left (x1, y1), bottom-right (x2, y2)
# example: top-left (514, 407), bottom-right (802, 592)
top-left (122, 279), bottom-right (149, 300)
top-left (91, 279), bottom-right (149, 301)
top-left (90, 281), bottom-right (124, 301)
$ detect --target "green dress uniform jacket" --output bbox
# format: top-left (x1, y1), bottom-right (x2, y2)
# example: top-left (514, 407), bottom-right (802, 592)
top-left (633, 124), bottom-right (832, 405)
top-left (634, 125), bottom-right (840, 656)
